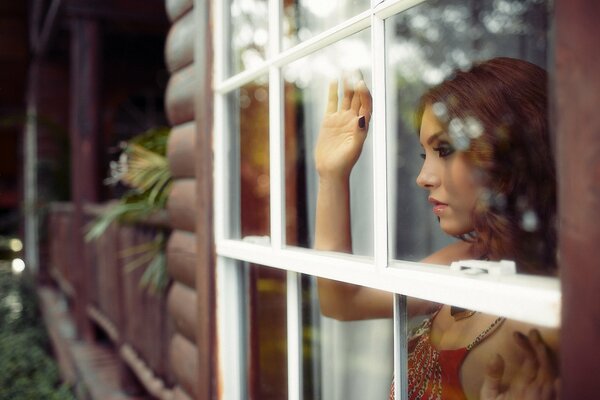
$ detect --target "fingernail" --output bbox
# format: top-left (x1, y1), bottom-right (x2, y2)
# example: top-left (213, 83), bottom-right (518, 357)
top-left (358, 116), bottom-right (366, 129)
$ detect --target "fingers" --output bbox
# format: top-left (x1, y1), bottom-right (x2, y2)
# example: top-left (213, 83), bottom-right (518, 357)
top-left (326, 80), bottom-right (338, 114)
top-left (326, 75), bottom-right (372, 132)
top-left (357, 80), bottom-right (373, 123)
top-left (514, 331), bottom-right (539, 382)
top-left (528, 329), bottom-right (558, 381)
top-left (480, 353), bottom-right (505, 399)
top-left (341, 79), bottom-right (354, 110)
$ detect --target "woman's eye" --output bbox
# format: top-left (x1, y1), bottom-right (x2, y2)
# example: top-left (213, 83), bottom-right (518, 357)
top-left (419, 153), bottom-right (426, 160)
top-left (433, 144), bottom-right (454, 158)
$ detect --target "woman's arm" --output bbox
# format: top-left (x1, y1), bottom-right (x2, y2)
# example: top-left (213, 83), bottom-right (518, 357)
top-left (314, 79), bottom-right (442, 320)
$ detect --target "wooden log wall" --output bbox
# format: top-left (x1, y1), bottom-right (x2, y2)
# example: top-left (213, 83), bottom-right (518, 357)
top-left (164, 1), bottom-right (201, 399)
top-left (118, 224), bottom-right (174, 384)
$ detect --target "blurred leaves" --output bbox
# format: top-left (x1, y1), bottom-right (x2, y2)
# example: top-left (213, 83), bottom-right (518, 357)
top-left (0, 266), bottom-right (75, 400)
top-left (85, 127), bottom-right (171, 293)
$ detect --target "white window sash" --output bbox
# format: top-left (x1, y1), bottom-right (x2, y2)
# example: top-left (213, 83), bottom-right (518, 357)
top-left (212, 0), bottom-right (560, 398)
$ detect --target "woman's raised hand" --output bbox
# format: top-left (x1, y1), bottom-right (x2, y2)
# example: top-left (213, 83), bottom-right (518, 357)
top-left (314, 78), bottom-right (372, 181)
top-left (480, 329), bottom-right (559, 400)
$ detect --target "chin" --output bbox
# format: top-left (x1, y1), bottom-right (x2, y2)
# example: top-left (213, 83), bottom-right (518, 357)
top-left (439, 219), bottom-right (473, 237)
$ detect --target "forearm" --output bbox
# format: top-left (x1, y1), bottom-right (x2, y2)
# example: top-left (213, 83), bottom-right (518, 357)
top-left (314, 176), bottom-right (352, 253)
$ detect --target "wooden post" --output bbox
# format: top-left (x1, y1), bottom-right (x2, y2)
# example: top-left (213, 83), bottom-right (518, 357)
top-left (69, 17), bottom-right (101, 341)
top-left (193, 0), bottom-right (217, 399)
top-left (555, 1), bottom-right (600, 397)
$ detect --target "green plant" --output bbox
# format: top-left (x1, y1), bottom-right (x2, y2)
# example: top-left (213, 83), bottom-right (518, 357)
top-left (0, 265), bottom-right (75, 400)
top-left (85, 127), bottom-right (171, 292)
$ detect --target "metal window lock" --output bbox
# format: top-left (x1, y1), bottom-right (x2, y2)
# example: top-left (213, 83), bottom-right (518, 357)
top-left (450, 259), bottom-right (516, 276)
top-left (242, 236), bottom-right (271, 245)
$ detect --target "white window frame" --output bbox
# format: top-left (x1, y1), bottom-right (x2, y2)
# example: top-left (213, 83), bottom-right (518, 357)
top-left (212, 0), bottom-right (561, 399)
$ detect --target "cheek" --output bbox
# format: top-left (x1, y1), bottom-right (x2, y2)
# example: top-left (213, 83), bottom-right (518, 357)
top-left (449, 159), bottom-right (480, 205)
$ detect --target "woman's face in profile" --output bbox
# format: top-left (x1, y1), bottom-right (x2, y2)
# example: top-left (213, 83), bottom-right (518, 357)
top-left (416, 104), bottom-right (481, 236)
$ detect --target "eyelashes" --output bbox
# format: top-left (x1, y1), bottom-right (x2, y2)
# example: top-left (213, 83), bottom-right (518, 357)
top-left (420, 142), bottom-right (455, 160)
top-left (433, 143), bottom-right (455, 158)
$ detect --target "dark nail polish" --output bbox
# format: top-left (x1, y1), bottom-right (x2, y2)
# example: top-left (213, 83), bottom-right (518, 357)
top-left (358, 116), bottom-right (366, 129)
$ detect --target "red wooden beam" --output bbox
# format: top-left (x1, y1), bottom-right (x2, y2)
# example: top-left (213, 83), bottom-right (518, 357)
top-left (555, 0), bottom-right (600, 397)
top-left (69, 17), bottom-right (101, 341)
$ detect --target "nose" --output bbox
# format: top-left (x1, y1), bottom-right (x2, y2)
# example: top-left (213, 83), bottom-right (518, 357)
top-left (416, 161), bottom-right (440, 189)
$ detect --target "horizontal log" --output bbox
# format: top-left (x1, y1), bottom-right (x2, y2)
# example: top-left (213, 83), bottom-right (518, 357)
top-left (165, 10), bottom-right (194, 73)
top-left (173, 386), bottom-right (193, 400)
top-left (167, 282), bottom-right (197, 343)
top-left (169, 333), bottom-right (198, 398)
top-left (167, 179), bottom-right (196, 232)
top-left (165, 63), bottom-right (196, 126)
top-left (167, 230), bottom-right (196, 288)
top-left (167, 122), bottom-right (196, 179)
top-left (165, 0), bottom-right (193, 22)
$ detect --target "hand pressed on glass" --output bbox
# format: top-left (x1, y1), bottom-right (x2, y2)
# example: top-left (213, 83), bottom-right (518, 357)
top-left (315, 78), bottom-right (372, 181)
top-left (481, 329), bottom-right (559, 400)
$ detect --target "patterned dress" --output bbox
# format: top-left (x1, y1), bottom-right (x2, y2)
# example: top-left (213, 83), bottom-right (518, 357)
top-left (390, 312), bottom-right (505, 400)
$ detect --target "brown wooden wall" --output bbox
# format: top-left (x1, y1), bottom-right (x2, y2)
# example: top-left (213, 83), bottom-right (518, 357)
top-left (164, 1), bottom-right (203, 399)
top-left (555, 1), bottom-right (600, 398)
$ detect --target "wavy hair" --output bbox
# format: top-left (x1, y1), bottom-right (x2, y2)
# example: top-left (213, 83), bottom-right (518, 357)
top-left (418, 57), bottom-right (557, 274)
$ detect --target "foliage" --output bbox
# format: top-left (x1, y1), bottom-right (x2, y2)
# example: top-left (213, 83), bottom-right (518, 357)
top-left (85, 127), bottom-right (171, 293)
top-left (0, 265), bottom-right (75, 400)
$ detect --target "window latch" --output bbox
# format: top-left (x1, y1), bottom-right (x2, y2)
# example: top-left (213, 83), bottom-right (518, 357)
top-left (450, 259), bottom-right (516, 276)
top-left (242, 235), bottom-right (271, 245)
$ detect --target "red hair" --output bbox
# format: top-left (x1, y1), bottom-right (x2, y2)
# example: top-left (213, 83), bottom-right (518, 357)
top-left (418, 57), bottom-right (556, 274)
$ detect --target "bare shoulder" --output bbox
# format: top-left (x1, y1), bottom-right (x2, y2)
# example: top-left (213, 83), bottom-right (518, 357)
top-left (420, 241), bottom-right (476, 265)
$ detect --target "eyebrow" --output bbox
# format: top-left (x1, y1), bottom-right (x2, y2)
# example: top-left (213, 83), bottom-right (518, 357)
top-left (425, 131), bottom-right (446, 145)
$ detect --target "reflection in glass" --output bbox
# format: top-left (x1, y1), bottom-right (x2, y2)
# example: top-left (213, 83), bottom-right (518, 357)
top-left (283, 29), bottom-right (373, 255)
top-left (227, 77), bottom-right (270, 239)
top-left (242, 263), bottom-right (288, 399)
top-left (301, 275), bottom-right (393, 399)
top-left (283, 0), bottom-right (370, 50)
top-left (385, 0), bottom-right (549, 261)
top-left (228, 0), bottom-right (269, 76)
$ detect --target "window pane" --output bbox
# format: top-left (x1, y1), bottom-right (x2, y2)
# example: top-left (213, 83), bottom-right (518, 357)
top-left (283, 0), bottom-right (370, 50)
top-left (228, 0), bottom-right (269, 76)
top-left (302, 275), bottom-right (394, 399)
top-left (226, 77), bottom-right (270, 239)
top-left (243, 263), bottom-right (288, 399)
top-left (398, 296), bottom-right (559, 400)
top-left (283, 29), bottom-right (373, 256)
top-left (386, 0), bottom-right (551, 262)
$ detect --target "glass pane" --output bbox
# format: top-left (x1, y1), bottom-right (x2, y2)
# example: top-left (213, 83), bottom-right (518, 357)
top-left (398, 296), bottom-right (559, 400)
top-left (385, 0), bottom-right (552, 264)
top-left (227, 77), bottom-right (270, 239)
top-left (302, 275), bottom-right (394, 399)
top-left (283, 0), bottom-right (370, 50)
top-left (283, 29), bottom-right (373, 256)
top-left (228, 0), bottom-right (269, 76)
top-left (242, 263), bottom-right (288, 399)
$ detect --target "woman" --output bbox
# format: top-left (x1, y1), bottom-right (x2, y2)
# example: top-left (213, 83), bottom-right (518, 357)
top-left (314, 58), bottom-right (559, 399)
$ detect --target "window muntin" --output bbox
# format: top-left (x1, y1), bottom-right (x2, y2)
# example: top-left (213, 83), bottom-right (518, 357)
top-left (215, 0), bottom-right (560, 399)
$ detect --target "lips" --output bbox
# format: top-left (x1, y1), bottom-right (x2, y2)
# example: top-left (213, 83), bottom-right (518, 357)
top-left (428, 197), bottom-right (448, 216)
